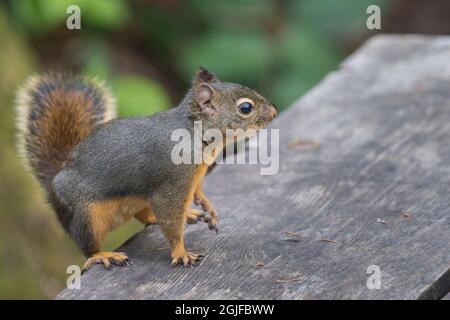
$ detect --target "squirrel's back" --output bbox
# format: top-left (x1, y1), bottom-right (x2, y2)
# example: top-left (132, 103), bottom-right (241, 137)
top-left (16, 73), bottom-right (117, 190)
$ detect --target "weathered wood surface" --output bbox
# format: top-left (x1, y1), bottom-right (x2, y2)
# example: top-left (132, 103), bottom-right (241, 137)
top-left (58, 35), bottom-right (450, 300)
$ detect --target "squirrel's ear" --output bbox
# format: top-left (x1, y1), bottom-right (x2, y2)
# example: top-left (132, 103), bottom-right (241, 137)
top-left (193, 83), bottom-right (216, 116)
top-left (193, 67), bottom-right (218, 85)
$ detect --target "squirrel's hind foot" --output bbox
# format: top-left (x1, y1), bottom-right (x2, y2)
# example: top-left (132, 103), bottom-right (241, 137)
top-left (82, 252), bottom-right (129, 273)
top-left (171, 251), bottom-right (203, 268)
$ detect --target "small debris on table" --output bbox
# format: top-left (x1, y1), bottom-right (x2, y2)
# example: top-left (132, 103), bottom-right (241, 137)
top-left (288, 138), bottom-right (320, 150)
top-left (256, 261), bottom-right (265, 268)
top-left (275, 276), bottom-right (303, 283)
top-left (284, 231), bottom-right (304, 238)
top-left (401, 212), bottom-right (410, 218)
top-left (377, 218), bottom-right (387, 225)
top-left (319, 238), bottom-right (336, 244)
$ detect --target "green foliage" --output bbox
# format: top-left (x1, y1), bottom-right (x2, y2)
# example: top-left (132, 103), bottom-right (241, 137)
top-left (269, 23), bottom-right (343, 107)
top-left (180, 31), bottom-right (270, 83)
top-left (76, 0), bottom-right (130, 30)
top-left (292, 0), bottom-right (386, 37)
top-left (187, 0), bottom-right (273, 30)
top-left (82, 40), bottom-right (112, 79)
top-left (11, 0), bottom-right (130, 34)
top-left (112, 76), bottom-right (171, 117)
top-left (81, 42), bottom-right (171, 116)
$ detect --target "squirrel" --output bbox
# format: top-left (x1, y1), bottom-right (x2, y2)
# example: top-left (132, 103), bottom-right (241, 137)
top-left (16, 68), bottom-right (277, 271)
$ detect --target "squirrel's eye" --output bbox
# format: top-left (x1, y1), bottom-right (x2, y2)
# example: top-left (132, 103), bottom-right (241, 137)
top-left (238, 102), bottom-right (254, 115)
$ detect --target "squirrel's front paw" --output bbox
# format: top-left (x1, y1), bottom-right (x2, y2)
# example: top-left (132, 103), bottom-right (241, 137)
top-left (186, 209), bottom-right (206, 224)
top-left (193, 192), bottom-right (219, 233)
top-left (171, 251), bottom-right (202, 267)
top-left (82, 252), bottom-right (129, 273)
top-left (186, 208), bottom-right (218, 233)
top-left (203, 212), bottom-right (219, 233)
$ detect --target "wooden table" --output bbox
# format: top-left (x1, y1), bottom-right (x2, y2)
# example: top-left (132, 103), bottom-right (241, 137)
top-left (58, 35), bottom-right (450, 300)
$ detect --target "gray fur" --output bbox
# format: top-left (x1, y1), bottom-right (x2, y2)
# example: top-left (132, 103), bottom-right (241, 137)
top-left (41, 68), bottom-right (276, 258)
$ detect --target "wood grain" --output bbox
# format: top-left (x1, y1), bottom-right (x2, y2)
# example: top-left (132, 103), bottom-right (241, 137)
top-left (57, 35), bottom-right (450, 300)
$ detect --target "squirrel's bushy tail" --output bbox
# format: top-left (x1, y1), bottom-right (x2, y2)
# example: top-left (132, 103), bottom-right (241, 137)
top-left (16, 74), bottom-right (117, 190)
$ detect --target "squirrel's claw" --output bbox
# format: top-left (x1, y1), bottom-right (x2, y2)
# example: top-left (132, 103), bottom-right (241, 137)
top-left (171, 251), bottom-right (202, 267)
top-left (203, 214), bottom-right (219, 233)
top-left (186, 209), bottom-right (206, 224)
top-left (82, 252), bottom-right (129, 273)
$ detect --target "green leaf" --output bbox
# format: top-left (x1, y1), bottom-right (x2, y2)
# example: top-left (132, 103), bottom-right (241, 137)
top-left (77, 0), bottom-right (130, 30)
top-left (38, 0), bottom-right (74, 27)
top-left (10, 0), bottom-right (130, 33)
top-left (179, 31), bottom-right (270, 82)
top-left (11, 0), bottom-right (72, 33)
top-left (187, 0), bottom-right (273, 31)
top-left (112, 75), bottom-right (171, 117)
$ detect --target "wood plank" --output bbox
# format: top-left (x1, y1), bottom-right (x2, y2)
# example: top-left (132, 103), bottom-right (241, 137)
top-left (57, 35), bottom-right (450, 300)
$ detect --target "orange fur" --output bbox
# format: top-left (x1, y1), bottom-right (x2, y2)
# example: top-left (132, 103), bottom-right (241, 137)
top-left (135, 207), bottom-right (158, 225)
top-left (88, 197), bottom-right (149, 247)
top-left (192, 164), bottom-right (209, 197)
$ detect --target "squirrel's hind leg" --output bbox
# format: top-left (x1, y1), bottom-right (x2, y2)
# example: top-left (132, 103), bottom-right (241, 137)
top-left (67, 207), bottom-right (130, 273)
top-left (73, 198), bottom-right (144, 272)
top-left (135, 206), bottom-right (158, 225)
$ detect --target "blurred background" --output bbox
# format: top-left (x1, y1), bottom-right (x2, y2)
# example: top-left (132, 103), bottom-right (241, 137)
top-left (0, 0), bottom-right (449, 299)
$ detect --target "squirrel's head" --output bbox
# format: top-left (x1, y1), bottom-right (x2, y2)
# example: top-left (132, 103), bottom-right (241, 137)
top-left (189, 67), bottom-right (277, 136)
